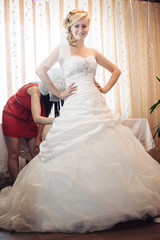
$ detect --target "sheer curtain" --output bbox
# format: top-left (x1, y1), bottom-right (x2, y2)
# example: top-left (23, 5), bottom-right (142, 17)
top-left (0, 0), bottom-right (160, 159)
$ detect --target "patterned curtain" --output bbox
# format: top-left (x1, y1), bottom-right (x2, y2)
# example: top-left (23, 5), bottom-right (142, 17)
top-left (0, 0), bottom-right (160, 159)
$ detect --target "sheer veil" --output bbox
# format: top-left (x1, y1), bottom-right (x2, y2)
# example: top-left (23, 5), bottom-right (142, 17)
top-left (58, 27), bottom-right (71, 67)
top-left (37, 27), bottom-right (71, 102)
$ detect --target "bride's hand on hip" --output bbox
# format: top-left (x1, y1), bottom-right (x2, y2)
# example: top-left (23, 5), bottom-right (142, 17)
top-left (59, 83), bottom-right (77, 99)
top-left (94, 80), bottom-right (106, 94)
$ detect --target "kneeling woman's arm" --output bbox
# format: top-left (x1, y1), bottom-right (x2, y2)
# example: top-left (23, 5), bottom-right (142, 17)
top-left (33, 124), bottom-right (45, 155)
top-left (27, 86), bottom-right (54, 125)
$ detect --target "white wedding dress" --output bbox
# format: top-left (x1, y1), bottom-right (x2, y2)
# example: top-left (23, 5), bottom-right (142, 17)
top-left (0, 55), bottom-right (160, 233)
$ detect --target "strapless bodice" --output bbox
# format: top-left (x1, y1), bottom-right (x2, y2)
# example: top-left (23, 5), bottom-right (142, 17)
top-left (62, 55), bottom-right (97, 84)
top-left (60, 55), bottom-right (101, 101)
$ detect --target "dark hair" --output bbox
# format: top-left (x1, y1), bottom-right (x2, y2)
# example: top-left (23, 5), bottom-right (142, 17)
top-left (41, 94), bottom-right (54, 117)
top-left (41, 94), bottom-right (64, 118)
top-left (54, 99), bottom-right (64, 117)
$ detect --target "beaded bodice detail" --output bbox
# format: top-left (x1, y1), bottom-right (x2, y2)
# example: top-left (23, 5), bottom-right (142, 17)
top-left (62, 55), bottom-right (97, 80)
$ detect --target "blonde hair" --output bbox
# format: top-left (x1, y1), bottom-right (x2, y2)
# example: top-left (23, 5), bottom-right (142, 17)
top-left (63, 9), bottom-right (90, 46)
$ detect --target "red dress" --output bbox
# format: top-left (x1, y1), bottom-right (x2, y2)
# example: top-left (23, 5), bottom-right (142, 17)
top-left (2, 83), bottom-right (46, 138)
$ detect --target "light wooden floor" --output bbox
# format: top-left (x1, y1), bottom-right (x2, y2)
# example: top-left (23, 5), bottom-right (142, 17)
top-left (0, 220), bottom-right (160, 240)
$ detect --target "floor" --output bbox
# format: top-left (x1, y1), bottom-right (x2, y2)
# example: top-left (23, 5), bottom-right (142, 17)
top-left (0, 220), bottom-right (160, 240)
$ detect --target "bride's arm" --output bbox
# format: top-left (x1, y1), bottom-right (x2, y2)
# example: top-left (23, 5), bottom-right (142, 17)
top-left (36, 46), bottom-right (61, 97)
top-left (94, 49), bottom-right (121, 94)
top-left (36, 46), bottom-right (77, 98)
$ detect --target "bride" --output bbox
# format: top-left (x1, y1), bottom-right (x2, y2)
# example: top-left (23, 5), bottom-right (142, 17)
top-left (0, 9), bottom-right (160, 233)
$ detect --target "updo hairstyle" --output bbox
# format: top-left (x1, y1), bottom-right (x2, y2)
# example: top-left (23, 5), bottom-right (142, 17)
top-left (63, 9), bottom-right (90, 46)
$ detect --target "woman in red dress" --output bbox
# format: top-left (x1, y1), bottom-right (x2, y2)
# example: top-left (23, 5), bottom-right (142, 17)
top-left (2, 81), bottom-right (77, 182)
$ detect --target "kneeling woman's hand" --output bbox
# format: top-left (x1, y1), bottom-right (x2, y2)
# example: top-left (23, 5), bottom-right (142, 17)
top-left (33, 137), bottom-right (41, 156)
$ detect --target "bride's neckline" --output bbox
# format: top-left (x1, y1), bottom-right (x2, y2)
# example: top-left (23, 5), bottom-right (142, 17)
top-left (71, 55), bottom-right (94, 58)
top-left (70, 55), bottom-right (96, 62)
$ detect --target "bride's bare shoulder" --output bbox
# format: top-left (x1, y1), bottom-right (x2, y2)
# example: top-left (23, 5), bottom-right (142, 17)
top-left (87, 48), bottom-right (97, 57)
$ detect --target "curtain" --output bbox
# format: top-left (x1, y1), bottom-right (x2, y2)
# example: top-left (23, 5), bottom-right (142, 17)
top-left (0, 0), bottom-right (160, 160)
